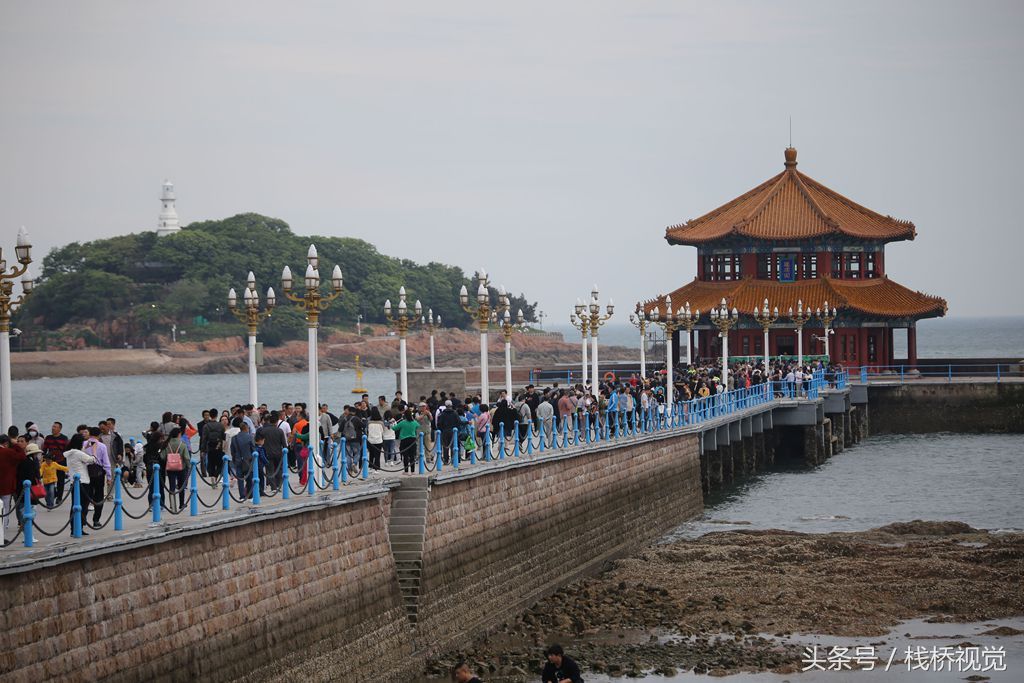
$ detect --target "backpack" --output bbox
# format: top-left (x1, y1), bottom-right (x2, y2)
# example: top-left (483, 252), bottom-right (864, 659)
top-left (343, 416), bottom-right (358, 440)
top-left (166, 442), bottom-right (185, 472)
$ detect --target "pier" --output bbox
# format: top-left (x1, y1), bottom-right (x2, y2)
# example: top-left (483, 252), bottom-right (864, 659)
top-left (1, 373), bottom-right (1020, 682)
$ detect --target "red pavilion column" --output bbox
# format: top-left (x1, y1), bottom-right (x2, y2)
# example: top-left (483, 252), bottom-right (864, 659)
top-left (907, 324), bottom-right (918, 368)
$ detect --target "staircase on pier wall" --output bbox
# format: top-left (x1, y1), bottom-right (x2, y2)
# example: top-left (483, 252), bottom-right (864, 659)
top-left (388, 477), bottom-right (430, 626)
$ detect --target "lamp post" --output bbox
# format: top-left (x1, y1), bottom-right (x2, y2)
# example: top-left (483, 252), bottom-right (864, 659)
top-left (569, 301), bottom-right (589, 388)
top-left (628, 304), bottom-right (648, 378)
top-left (460, 269), bottom-right (504, 401)
top-left (585, 286), bottom-right (614, 389)
top-left (677, 301), bottom-right (699, 366)
top-left (423, 309), bottom-right (440, 370)
top-left (646, 295), bottom-right (689, 415)
top-left (753, 298), bottom-right (779, 373)
top-left (384, 287), bottom-right (422, 399)
top-left (281, 244), bottom-right (343, 485)
top-left (496, 304), bottom-right (525, 398)
top-left (788, 300), bottom-right (812, 367)
top-left (815, 302), bottom-right (837, 361)
top-left (710, 298), bottom-right (740, 382)
top-left (0, 227), bottom-right (33, 430)
top-left (228, 271), bottom-right (275, 405)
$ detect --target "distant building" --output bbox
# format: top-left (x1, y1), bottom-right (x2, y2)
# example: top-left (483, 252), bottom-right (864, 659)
top-left (644, 147), bottom-right (946, 367)
top-left (155, 180), bottom-right (181, 236)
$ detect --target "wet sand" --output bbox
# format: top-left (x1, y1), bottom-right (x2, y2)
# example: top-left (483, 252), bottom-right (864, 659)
top-left (426, 522), bottom-right (1024, 680)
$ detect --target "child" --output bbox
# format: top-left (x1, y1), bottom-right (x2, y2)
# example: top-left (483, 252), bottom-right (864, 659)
top-left (40, 453), bottom-right (68, 509)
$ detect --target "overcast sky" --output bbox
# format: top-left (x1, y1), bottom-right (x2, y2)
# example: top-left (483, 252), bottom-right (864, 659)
top-left (2, 1), bottom-right (1022, 319)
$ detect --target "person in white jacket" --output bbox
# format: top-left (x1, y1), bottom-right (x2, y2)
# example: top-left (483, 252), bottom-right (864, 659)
top-left (63, 434), bottom-right (96, 535)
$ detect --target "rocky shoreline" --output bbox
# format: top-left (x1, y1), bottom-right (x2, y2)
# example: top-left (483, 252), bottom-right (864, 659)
top-left (12, 329), bottom-right (637, 380)
top-left (425, 522), bottom-right (1024, 680)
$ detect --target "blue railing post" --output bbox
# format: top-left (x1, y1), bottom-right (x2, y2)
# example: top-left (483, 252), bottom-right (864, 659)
top-left (561, 416), bottom-right (568, 448)
top-left (221, 456), bottom-right (230, 510)
top-left (538, 419), bottom-right (546, 452)
top-left (436, 430), bottom-right (444, 471)
top-left (113, 467), bottom-right (124, 530)
top-left (948, 364), bottom-right (952, 382)
top-left (251, 451), bottom-right (261, 505)
top-left (997, 364), bottom-right (1001, 382)
top-left (497, 424), bottom-right (505, 460)
top-left (153, 463), bottom-right (163, 522)
top-left (483, 424), bottom-right (492, 461)
top-left (331, 442), bottom-right (340, 490)
top-left (573, 413), bottom-right (580, 446)
top-left (282, 447), bottom-right (291, 498)
top-left (361, 435), bottom-right (369, 480)
top-left (21, 481), bottom-right (34, 547)
top-left (71, 474), bottom-right (82, 538)
top-left (339, 439), bottom-right (348, 484)
top-left (189, 459), bottom-right (198, 516)
top-left (512, 421), bottom-right (520, 457)
top-left (452, 427), bottom-right (460, 469)
top-left (307, 444), bottom-right (315, 495)
top-left (526, 423), bottom-right (534, 455)
top-left (469, 430), bottom-right (477, 465)
top-left (418, 432), bottom-right (426, 473)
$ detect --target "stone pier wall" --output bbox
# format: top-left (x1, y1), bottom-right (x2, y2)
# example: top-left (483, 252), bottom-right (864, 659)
top-left (0, 495), bottom-right (412, 683)
top-left (868, 383), bottom-right (1024, 434)
top-left (415, 434), bottom-right (704, 649)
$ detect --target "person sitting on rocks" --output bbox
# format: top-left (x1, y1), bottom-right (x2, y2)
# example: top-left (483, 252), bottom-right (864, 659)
top-left (450, 661), bottom-right (482, 683)
top-left (542, 644), bottom-right (583, 683)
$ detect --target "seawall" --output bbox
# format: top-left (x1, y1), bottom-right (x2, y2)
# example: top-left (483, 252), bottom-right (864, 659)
top-left (867, 382), bottom-right (1024, 434)
top-left (0, 432), bottom-right (703, 683)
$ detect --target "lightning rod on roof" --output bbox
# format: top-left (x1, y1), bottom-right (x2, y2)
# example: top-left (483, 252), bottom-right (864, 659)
top-left (789, 117), bottom-right (792, 148)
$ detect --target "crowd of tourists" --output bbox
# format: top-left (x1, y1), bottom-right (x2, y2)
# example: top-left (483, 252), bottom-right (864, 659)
top-left (0, 357), bottom-right (840, 538)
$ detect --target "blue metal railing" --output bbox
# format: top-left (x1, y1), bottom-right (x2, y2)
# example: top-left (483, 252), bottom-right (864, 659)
top-left (850, 362), bottom-right (1022, 384)
top-left (20, 374), bottom-right (859, 548)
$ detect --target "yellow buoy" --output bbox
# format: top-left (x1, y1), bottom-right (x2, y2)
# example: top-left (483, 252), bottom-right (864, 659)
top-left (351, 354), bottom-right (368, 394)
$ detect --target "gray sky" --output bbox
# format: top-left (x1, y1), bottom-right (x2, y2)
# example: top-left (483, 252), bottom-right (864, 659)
top-left (2, 1), bottom-right (1022, 319)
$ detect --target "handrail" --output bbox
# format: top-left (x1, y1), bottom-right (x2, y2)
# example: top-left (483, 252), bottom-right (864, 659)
top-left (850, 362), bottom-right (1021, 384)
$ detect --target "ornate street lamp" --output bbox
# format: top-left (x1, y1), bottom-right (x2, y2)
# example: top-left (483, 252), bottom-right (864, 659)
top-left (496, 303), bottom-right (526, 398)
top-left (281, 244), bottom-right (343, 485)
top-left (676, 301), bottom-right (699, 365)
top-left (815, 302), bottom-right (838, 361)
top-left (585, 285), bottom-right (614, 389)
top-left (460, 269), bottom-right (506, 401)
top-left (710, 298), bottom-right (740, 381)
top-left (384, 286), bottom-right (422, 400)
top-left (628, 304), bottom-right (648, 378)
top-left (422, 308), bottom-right (440, 370)
top-left (788, 299), bottom-right (812, 367)
top-left (569, 300), bottom-right (590, 387)
top-left (228, 271), bottom-right (275, 405)
top-left (646, 295), bottom-right (693, 416)
top-left (0, 227), bottom-right (33, 430)
top-left (753, 298), bottom-right (779, 373)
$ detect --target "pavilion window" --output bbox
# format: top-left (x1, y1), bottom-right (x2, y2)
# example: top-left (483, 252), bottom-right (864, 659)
top-left (704, 254), bottom-right (742, 281)
top-left (801, 253), bottom-right (818, 280)
top-left (868, 334), bottom-right (877, 362)
top-left (754, 336), bottom-right (763, 354)
top-left (865, 252), bottom-right (877, 279)
top-left (832, 253), bottom-right (843, 278)
top-left (845, 252), bottom-right (862, 279)
top-left (756, 253), bottom-right (772, 279)
top-left (741, 335), bottom-right (750, 355)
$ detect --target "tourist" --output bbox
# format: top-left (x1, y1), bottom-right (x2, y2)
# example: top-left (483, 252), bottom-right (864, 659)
top-left (83, 426), bottom-right (110, 527)
top-left (383, 410), bottom-right (398, 464)
top-left (258, 413), bottom-right (286, 490)
top-left (536, 395), bottom-right (554, 443)
top-left (24, 423), bottom-right (44, 449)
top-left (1, 436), bottom-right (28, 527)
top-left (341, 406), bottom-right (364, 469)
top-left (415, 403), bottom-right (434, 456)
top-left (474, 403), bottom-right (492, 447)
top-left (63, 434), bottom-right (95, 535)
top-left (201, 409), bottom-right (226, 480)
top-left (450, 661), bottom-right (483, 683)
top-left (394, 409), bottom-right (419, 474)
top-left (229, 419), bottom-right (255, 500)
top-left (541, 644), bottom-right (583, 683)
top-left (436, 400), bottom-right (460, 464)
top-left (143, 422), bottom-right (165, 503)
top-left (42, 422), bottom-right (69, 503)
top-left (366, 407), bottom-right (384, 470)
top-left (162, 427), bottom-right (189, 511)
top-left (39, 452), bottom-right (68, 508)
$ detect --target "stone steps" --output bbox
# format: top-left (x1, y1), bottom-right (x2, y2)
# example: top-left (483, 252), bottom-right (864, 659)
top-left (388, 479), bottom-right (430, 628)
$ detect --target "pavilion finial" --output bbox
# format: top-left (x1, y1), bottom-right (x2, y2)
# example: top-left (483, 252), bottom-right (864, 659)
top-left (784, 147), bottom-right (798, 168)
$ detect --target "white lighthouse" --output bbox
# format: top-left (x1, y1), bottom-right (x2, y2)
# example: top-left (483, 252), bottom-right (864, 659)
top-left (155, 180), bottom-right (181, 236)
